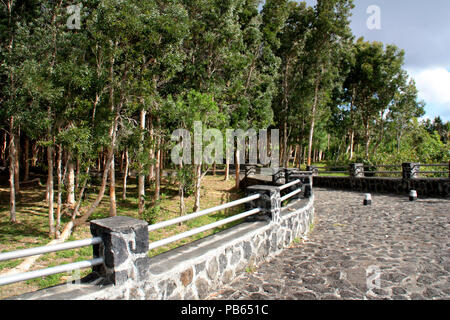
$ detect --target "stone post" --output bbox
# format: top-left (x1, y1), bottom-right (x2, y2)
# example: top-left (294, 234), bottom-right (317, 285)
top-left (90, 216), bottom-right (149, 286)
top-left (244, 165), bottom-right (256, 178)
top-left (349, 163), bottom-right (364, 178)
top-left (402, 162), bottom-right (420, 180)
top-left (285, 169), bottom-right (305, 201)
top-left (306, 165), bottom-right (319, 176)
top-left (271, 167), bottom-right (285, 185)
top-left (245, 185), bottom-right (281, 224)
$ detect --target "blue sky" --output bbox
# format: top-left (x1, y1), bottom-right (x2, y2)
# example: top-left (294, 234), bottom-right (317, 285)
top-left (264, 0), bottom-right (450, 121)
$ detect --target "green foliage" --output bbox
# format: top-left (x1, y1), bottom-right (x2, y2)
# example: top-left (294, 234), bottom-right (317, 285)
top-left (142, 203), bottom-right (161, 225)
top-left (176, 167), bottom-right (196, 197)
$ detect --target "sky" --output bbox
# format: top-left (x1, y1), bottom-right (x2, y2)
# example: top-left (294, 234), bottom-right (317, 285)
top-left (271, 0), bottom-right (450, 121)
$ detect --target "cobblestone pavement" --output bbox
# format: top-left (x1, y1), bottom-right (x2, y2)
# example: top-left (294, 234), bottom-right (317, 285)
top-left (210, 188), bottom-right (450, 300)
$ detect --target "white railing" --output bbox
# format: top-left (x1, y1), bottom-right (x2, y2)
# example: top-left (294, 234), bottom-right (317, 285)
top-left (0, 238), bottom-right (103, 287)
top-left (147, 194), bottom-right (261, 232)
top-left (147, 194), bottom-right (263, 251)
top-left (279, 179), bottom-right (302, 204)
top-left (148, 208), bottom-right (262, 251)
top-left (147, 179), bottom-right (304, 250)
top-left (278, 179), bottom-right (301, 191)
top-left (281, 188), bottom-right (302, 202)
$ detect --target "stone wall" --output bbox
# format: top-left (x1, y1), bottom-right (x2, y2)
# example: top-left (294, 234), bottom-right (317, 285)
top-left (11, 186), bottom-right (314, 300)
top-left (312, 176), bottom-right (449, 197)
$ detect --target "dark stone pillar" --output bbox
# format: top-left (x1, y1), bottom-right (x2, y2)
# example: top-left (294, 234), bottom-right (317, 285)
top-left (245, 185), bottom-right (281, 223)
top-left (272, 167), bottom-right (285, 185)
top-left (245, 165), bottom-right (256, 178)
top-left (349, 163), bottom-right (364, 178)
top-left (90, 216), bottom-right (149, 286)
top-left (402, 163), bottom-right (420, 179)
top-left (306, 165), bottom-right (319, 176)
top-left (285, 169), bottom-right (312, 200)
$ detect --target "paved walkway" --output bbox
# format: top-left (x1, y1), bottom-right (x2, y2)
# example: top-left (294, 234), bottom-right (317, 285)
top-left (210, 188), bottom-right (450, 300)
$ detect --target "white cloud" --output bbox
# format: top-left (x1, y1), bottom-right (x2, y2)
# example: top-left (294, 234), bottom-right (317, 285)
top-left (407, 67), bottom-right (450, 104)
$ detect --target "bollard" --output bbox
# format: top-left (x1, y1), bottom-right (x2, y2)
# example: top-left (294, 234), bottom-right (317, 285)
top-left (409, 190), bottom-right (417, 201)
top-left (363, 193), bottom-right (372, 206)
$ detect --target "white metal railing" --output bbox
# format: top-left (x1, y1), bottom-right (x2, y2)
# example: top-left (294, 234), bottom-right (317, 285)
top-left (148, 179), bottom-right (304, 250)
top-left (280, 179), bottom-right (302, 205)
top-left (280, 188), bottom-right (302, 202)
top-left (0, 237), bottom-right (102, 262)
top-left (0, 237), bottom-right (103, 286)
top-left (148, 208), bottom-right (262, 251)
top-left (147, 194), bottom-right (262, 250)
top-left (278, 179), bottom-right (301, 191)
top-left (148, 194), bottom-right (261, 232)
top-left (0, 258), bottom-right (104, 286)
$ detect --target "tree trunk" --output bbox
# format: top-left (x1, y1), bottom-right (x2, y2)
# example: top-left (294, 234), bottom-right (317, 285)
top-left (9, 117), bottom-right (16, 223)
top-left (14, 129), bottom-right (20, 197)
top-left (67, 155), bottom-right (76, 207)
top-left (193, 164), bottom-right (202, 212)
top-left (31, 142), bottom-right (38, 166)
top-left (178, 162), bottom-right (185, 217)
top-left (349, 129), bottom-right (354, 160)
top-left (122, 148), bottom-right (129, 200)
top-left (148, 117), bottom-right (155, 183)
top-left (283, 122), bottom-right (290, 168)
top-left (109, 152), bottom-right (117, 217)
top-left (47, 143), bottom-right (55, 238)
top-left (225, 157), bottom-right (229, 181)
top-left (235, 149), bottom-right (240, 189)
top-left (1, 131), bottom-right (7, 167)
top-left (364, 120), bottom-right (370, 159)
top-left (56, 144), bottom-right (63, 238)
top-left (155, 137), bottom-right (161, 202)
top-left (138, 109), bottom-right (146, 216)
top-left (307, 81), bottom-right (320, 166)
top-left (24, 137), bottom-right (30, 181)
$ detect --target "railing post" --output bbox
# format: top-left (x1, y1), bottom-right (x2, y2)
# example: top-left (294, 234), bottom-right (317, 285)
top-left (402, 162), bottom-right (420, 180)
top-left (285, 169), bottom-right (305, 201)
top-left (245, 165), bottom-right (256, 178)
top-left (271, 167), bottom-right (285, 185)
top-left (306, 165), bottom-right (319, 176)
top-left (90, 216), bottom-right (149, 286)
top-left (349, 163), bottom-right (364, 178)
top-left (245, 185), bottom-right (281, 224)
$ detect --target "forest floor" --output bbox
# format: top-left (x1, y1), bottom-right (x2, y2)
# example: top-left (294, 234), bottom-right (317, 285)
top-left (0, 173), bottom-right (243, 299)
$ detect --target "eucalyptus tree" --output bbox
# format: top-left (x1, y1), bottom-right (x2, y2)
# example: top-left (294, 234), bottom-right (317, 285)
top-left (164, 90), bottom-right (226, 213)
top-left (224, 0), bottom-right (285, 185)
top-left (273, 1), bottom-right (313, 167)
top-left (342, 38), bottom-right (411, 159)
top-left (176, 0), bottom-right (253, 191)
top-left (0, 0), bottom-right (43, 222)
top-left (303, 0), bottom-right (354, 166)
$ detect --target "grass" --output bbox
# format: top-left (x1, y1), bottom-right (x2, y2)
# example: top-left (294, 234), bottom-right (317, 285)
top-left (0, 174), bottom-right (241, 299)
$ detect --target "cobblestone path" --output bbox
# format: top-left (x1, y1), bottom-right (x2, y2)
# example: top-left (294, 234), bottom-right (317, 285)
top-left (210, 188), bottom-right (450, 300)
